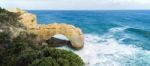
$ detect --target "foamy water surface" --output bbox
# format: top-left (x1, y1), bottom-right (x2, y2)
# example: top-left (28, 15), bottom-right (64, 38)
top-left (59, 27), bottom-right (150, 66)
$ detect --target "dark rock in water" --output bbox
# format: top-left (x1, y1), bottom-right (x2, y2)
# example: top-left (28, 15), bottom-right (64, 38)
top-left (46, 37), bottom-right (71, 47)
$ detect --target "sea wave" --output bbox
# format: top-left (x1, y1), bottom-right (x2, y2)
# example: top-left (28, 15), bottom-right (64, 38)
top-left (57, 27), bottom-right (150, 66)
top-left (125, 28), bottom-right (150, 38)
top-left (73, 34), bottom-right (150, 66)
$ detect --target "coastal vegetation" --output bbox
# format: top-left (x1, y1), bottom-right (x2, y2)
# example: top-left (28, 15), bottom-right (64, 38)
top-left (0, 7), bottom-right (84, 66)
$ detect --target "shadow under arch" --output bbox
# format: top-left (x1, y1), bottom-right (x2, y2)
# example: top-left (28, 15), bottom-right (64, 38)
top-left (46, 34), bottom-right (71, 48)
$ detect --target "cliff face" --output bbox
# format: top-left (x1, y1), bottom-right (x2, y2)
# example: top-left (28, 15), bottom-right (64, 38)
top-left (9, 9), bottom-right (84, 49)
top-left (8, 8), bottom-right (37, 28)
top-left (0, 8), bottom-right (25, 38)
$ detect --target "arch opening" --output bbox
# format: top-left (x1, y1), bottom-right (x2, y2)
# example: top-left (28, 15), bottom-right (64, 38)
top-left (53, 34), bottom-right (69, 40)
top-left (46, 34), bottom-right (72, 48)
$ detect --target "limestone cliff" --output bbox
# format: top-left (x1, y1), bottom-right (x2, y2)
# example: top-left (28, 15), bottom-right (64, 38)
top-left (9, 9), bottom-right (84, 49)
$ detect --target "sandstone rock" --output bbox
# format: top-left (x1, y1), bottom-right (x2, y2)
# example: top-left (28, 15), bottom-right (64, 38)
top-left (9, 9), bottom-right (84, 50)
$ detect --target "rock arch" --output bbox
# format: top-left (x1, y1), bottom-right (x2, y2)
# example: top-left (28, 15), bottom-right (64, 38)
top-left (29, 24), bottom-right (84, 49)
top-left (10, 9), bottom-right (84, 49)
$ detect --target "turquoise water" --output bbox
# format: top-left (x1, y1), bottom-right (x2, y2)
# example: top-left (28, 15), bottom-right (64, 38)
top-left (28, 10), bottom-right (150, 66)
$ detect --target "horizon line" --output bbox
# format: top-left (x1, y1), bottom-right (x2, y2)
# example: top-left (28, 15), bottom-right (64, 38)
top-left (3, 7), bottom-right (150, 11)
top-left (26, 9), bottom-right (150, 11)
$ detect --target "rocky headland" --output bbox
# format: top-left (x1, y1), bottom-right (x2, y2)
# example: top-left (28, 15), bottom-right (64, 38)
top-left (9, 8), bottom-right (84, 50)
top-left (0, 8), bottom-right (84, 66)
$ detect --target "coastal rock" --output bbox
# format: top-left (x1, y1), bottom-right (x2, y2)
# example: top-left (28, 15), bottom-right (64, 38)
top-left (9, 9), bottom-right (84, 50)
top-left (8, 8), bottom-right (37, 28)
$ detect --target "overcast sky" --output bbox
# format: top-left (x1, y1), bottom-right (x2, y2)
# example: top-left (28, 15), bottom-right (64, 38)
top-left (0, 0), bottom-right (150, 10)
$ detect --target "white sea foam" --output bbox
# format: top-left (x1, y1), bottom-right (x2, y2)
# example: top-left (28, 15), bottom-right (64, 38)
top-left (58, 27), bottom-right (150, 66)
top-left (108, 27), bottom-right (128, 33)
top-left (73, 34), bottom-right (150, 66)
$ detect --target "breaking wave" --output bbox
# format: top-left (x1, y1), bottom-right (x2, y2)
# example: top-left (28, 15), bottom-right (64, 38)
top-left (125, 28), bottom-right (150, 38)
top-left (57, 27), bottom-right (150, 66)
top-left (62, 27), bottom-right (150, 66)
top-left (74, 34), bottom-right (150, 66)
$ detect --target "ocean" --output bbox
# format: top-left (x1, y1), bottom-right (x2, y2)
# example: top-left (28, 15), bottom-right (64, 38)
top-left (28, 10), bottom-right (150, 66)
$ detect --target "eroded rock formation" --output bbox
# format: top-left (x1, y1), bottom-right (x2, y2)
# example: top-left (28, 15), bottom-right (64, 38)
top-left (9, 9), bottom-right (84, 49)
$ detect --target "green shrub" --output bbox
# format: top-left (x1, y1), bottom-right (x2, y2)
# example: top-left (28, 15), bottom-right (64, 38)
top-left (0, 32), bottom-right (11, 65)
top-left (15, 47), bottom-right (84, 66)
top-left (0, 32), bottom-right (11, 44)
top-left (0, 33), bottom-right (84, 66)
top-left (40, 48), bottom-right (84, 66)
top-left (0, 32), bottom-right (39, 66)
top-left (29, 57), bottom-right (59, 66)
top-left (16, 49), bottom-right (39, 66)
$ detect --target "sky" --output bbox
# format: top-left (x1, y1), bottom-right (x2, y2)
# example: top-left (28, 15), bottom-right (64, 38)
top-left (0, 0), bottom-right (150, 10)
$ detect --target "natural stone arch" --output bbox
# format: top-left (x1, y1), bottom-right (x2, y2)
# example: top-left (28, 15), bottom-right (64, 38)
top-left (10, 9), bottom-right (84, 49)
top-left (28, 24), bottom-right (84, 49)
